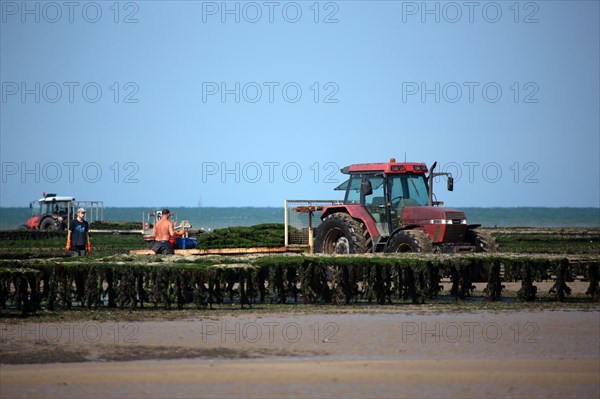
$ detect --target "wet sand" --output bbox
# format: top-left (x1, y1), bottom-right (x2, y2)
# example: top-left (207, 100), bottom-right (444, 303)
top-left (1, 309), bottom-right (599, 398)
top-left (2, 358), bottom-right (598, 399)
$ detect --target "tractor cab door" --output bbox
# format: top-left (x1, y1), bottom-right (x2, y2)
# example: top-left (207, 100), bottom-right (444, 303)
top-left (30, 201), bottom-right (41, 216)
top-left (387, 174), bottom-right (429, 227)
top-left (41, 201), bottom-right (52, 216)
top-left (361, 174), bottom-right (390, 237)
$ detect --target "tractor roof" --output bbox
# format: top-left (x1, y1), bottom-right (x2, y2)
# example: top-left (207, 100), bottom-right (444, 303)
top-left (38, 196), bottom-right (75, 203)
top-left (341, 162), bottom-right (428, 174)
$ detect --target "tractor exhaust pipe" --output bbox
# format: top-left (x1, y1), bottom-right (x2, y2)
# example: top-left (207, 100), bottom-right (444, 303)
top-left (428, 162), bottom-right (454, 206)
top-left (428, 162), bottom-right (437, 206)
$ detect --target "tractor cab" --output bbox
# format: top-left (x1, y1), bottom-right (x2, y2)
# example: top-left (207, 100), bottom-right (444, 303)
top-left (36, 195), bottom-right (76, 216)
top-left (336, 166), bottom-right (433, 238)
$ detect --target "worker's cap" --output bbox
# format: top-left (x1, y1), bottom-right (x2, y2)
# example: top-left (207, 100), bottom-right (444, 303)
top-left (77, 208), bottom-right (86, 213)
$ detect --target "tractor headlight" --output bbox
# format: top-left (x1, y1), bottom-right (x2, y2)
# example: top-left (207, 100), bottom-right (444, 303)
top-left (430, 219), bottom-right (467, 225)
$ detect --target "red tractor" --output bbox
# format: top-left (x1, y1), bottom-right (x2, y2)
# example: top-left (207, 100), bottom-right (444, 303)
top-left (23, 193), bottom-right (104, 231)
top-left (24, 193), bottom-right (78, 231)
top-left (314, 159), bottom-right (498, 254)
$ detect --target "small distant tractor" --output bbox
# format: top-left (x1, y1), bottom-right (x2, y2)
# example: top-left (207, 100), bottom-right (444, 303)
top-left (24, 193), bottom-right (77, 231)
top-left (313, 159), bottom-right (498, 254)
top-left (24, 193), bottom-right (104, 231)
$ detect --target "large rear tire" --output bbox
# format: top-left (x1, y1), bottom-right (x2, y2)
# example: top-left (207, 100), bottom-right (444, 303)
top-left (465, 229), bottom-right (498, 252)
top-left (39, 217), bottom-right (58, 231)
top-left (314, 213), bottom-right (370, 254)
top-left (385, 230), bottom-right (433, 253)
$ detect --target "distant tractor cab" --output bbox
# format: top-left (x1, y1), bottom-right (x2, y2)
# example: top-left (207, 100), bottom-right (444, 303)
top-left (314, 159), bottom-right (498, 254)
top-left (24, 193), bottom-right (104, 231)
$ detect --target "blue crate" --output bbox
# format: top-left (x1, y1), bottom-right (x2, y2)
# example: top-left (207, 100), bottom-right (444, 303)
top-left (175, 237), bottom-right (197, 249)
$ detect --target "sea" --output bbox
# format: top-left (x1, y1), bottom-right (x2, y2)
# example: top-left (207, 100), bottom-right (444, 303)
top-left (0, 207), bottom-right (599, 230)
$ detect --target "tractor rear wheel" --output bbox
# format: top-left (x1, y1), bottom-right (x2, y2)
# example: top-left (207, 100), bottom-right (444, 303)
top-left (385, 230), bottom-right (433, 253)
top-left (314, 213), bottom-right (370, 254)
top-left (39, 217), bottom-right (58, 231)
top-left (465, 229), bottom-right (498, 252)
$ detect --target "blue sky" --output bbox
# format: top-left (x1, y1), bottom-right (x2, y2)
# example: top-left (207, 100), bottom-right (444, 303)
top-left (1, 0), bottom-right (599, 207)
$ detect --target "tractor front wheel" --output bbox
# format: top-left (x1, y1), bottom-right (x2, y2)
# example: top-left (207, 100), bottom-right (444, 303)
top-left (385, 230), bottom-right (433, 253)
top-left (465, 229), bottom-right (498, 252)
top-left (313, 213), bottom-right (370, 254)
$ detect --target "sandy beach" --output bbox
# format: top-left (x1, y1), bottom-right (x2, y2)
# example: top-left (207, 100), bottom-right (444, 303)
top-left (1, 308), bottom-right (599, 398)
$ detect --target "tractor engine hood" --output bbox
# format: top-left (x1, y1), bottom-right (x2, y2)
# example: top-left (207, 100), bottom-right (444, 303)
top-left (26, 216), bottom-right (41, 229)
top-left (401, 206), bottom-right (467, 226)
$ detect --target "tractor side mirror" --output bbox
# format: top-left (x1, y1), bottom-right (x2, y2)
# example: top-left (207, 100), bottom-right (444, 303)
top-left (447, 176), bottom-right (454, 191)
top-left (361, 181), bottom-right (373, 197)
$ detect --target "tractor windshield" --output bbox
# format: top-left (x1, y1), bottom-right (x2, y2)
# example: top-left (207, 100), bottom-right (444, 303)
top-left (388, 174), bottom-right (429, 206)
top-left (30, 201), bottom-right (42, 217)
